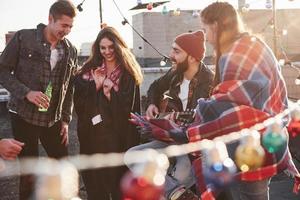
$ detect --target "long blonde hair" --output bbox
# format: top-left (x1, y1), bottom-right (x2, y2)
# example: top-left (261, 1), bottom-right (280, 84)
top-left (79, 26), bottom-right (143, 85)
top-left (201, 2), bottom-right (244, 86)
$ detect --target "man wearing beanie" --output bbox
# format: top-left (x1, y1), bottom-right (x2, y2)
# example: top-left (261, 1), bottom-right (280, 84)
top-left (146, 30), bottom-right (212, 117)
top-left (125, 31), bottom-right (214, 200)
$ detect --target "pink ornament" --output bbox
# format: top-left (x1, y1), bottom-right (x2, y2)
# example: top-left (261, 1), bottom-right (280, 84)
top-left (147, 3), bottom-right (153, 10)
top-left (121, 171), bottom-right (164, 200)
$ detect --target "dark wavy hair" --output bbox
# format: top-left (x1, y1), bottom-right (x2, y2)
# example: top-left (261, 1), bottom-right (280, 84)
top-left (78, 26), bottom-right (143, 85)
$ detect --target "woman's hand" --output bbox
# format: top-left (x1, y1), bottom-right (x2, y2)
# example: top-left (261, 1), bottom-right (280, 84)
top-left (103, 78), bottom-right (114, 101)
top-left (91, 68), bottom-right (106, 91)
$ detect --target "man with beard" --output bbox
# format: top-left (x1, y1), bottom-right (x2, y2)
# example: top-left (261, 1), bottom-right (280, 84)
top-left (0, 1), bottom-right (78, 199)
top-left (146, 30), bottom-right (213, 118)
top-left (125, 31), bottom-right (214, 200)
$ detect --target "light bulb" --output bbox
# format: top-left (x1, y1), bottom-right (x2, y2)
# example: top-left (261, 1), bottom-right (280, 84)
top-left (192, 10), bottom-right (200, 18)
top-left (173, 8), bottom-right (180, 16)
top-left (282, 29), bottom-right (288, 36)
top-left (241, 6), bottom-right (249, 13)
top-left (161, 5), bottom-right (168, 15)
top-left (265, 0), bottom-right (272, 9)
top-left (147, 2), bottom-right (153, 10)
top-left (160, 57), bottom-right (168, 66)
top-left (295, 75), bottom-right (300, 85)
top-left (278, 59), bottom-right (285, 66)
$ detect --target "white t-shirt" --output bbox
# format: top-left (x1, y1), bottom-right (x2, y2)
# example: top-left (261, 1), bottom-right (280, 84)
top-left (50, 48), bottom-right (59, 71)
top-left (179, 78), bottom-right (190, 110)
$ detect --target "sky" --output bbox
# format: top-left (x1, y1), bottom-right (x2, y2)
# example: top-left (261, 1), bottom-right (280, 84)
top-left (1, 0), bottom-right (300, 52)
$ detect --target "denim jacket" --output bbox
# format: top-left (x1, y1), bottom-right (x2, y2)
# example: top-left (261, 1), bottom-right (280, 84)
top-left (0, 24), bottom-right (78, 126)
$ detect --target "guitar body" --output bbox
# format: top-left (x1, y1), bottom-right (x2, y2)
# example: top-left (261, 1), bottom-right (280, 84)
top-left (158, 93), bottom-right (181, 113)
top-left (157, 94), bottom-right (196, 126)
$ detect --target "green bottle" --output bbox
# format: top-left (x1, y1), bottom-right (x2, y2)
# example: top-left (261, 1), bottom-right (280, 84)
top-left (39, 81), bottom-right (52, 112)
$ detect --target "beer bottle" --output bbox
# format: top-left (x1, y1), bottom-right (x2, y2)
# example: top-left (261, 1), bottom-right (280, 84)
top-left (39, 81), bottom-right (52, 112)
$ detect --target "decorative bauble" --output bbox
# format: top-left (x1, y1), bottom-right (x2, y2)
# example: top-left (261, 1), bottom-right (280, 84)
top-left (202, 140), bottom-right (236, 189)
top-left (235, 131), bottom-right (265, 171)
top-left (262, 123), bottom-right (287, 153)
top-left (203, 158), bottom-right (236, 189)
top-left (265, 0), bottom-right (272, 9)
top-left (287, 119), bottom-right (300, 137)
top-left (161, 5), bottom-right (168, 15)
top-left (121, 171), bottom-right (164, 200)
top-left (146, 3), bottom-right (153, 10)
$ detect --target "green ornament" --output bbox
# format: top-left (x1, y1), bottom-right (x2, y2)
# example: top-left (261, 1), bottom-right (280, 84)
top-left (262, 131), bottom-right (286, 153)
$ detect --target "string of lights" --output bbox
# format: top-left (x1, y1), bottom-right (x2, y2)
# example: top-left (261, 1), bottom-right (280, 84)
top-left (0, 100), bottom-right (299, 178)
top-left (111, 0), bottom-right (170, 65)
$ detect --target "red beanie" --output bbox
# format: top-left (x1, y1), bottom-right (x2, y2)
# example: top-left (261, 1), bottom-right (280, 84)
top-left (174, 30), bottom-right (205, 61)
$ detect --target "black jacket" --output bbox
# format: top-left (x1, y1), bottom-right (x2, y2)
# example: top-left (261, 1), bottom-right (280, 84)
top-left (0, 23), bottom-right (78, 125)
top-left (74, 68), bottom-right (140, 154)
top-left (147, 63), bottom-right (214, 112)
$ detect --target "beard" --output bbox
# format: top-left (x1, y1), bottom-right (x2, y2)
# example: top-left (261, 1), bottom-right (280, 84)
top-left (173, 57), bottom-right (189, 74)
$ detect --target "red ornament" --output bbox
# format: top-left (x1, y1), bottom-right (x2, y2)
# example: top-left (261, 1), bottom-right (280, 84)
top-left (146, 3), bottom-right (153, 10)
top-left (287, 119), bottom-right (300, 138)
top-left (288, 108), bottom-right (300, 137)
top-left (121, 171), bottom-right (164, 200)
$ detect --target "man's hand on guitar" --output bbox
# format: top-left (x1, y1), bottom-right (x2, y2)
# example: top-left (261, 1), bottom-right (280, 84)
top-left (146, 104), bottom-right (159, 119)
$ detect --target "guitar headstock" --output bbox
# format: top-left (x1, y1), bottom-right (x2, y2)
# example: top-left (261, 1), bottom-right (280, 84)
top-left (175, 109), bottom-right (196, 126)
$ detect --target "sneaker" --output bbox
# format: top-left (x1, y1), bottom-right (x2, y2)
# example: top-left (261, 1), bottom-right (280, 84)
top-left (169, 187), bottom-right (186, 200)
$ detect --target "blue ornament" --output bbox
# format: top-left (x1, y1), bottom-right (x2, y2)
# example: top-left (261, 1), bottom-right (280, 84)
top-left (203, 158), bottom-right (236, 189)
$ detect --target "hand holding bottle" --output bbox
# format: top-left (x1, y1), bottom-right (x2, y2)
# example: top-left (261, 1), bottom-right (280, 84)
top-left (38, 82), bottom-right (52, 112)
top-left (26, 91), bottom-right (50, 109)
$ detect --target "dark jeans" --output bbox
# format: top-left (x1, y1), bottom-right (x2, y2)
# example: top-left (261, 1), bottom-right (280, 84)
top-left (81, 166), bottom-right (123, 200)
top-left (10, 113), bottom-right (68, 200)
top-left (78, 125), bottom-right (124, 200)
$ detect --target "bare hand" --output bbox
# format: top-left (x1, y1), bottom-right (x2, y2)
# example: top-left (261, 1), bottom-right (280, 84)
top-left (60, 121), bottom-right (69, 146)
top-left (0, 139), bottom-right (24, 160)
top-left (163, 111), bottom-right (176, 121)
top-left (103, 78), bottom-right (114, 101)
top-left (26, 91), bottom-right (50, 109)
top-left (146, 104), bottom-right (159, 119)
top-left (91, 68), bottom-right (106, 91)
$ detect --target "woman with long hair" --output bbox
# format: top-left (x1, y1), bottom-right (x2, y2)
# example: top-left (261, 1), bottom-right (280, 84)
top-left (185, 2), bottom-right (300, 200)
top-left (74, 26), bottom-right (143, 200)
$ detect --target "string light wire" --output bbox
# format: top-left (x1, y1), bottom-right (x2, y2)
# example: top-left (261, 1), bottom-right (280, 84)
top-left (0, 100), bottom-right (299, 177)
top-left (111, 0), bottom-right (169, 61)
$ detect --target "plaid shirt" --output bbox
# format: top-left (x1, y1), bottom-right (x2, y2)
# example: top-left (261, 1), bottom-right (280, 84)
top-left (186, 34), bottom-right (300, 199)
top-left (30, 42), bottom-right (65, 127)
top-left (0, 24), bottom-right (78, 127)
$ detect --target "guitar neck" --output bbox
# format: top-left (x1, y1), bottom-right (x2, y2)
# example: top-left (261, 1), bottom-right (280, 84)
top-left (156, 110), bottom-right (195, 119)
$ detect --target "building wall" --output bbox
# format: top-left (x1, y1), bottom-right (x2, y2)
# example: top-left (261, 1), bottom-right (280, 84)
top-left (132, 9), bottom-right (300, 62)
top-left (5, 31), bottom-right (16, 45)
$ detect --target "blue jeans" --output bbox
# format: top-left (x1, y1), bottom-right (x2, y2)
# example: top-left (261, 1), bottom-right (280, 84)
top-left (125, 140), bottom-right (270, 200)
top-left (229, 179), bottom-right (270, 200)
top-left (124, 140), bottom-right (196, 198)
top-left (226, 141), bottom-right (270, 200)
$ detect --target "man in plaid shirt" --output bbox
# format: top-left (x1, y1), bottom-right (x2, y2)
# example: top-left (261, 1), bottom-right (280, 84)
top-left (0, 1), bottom-right (78, 199)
